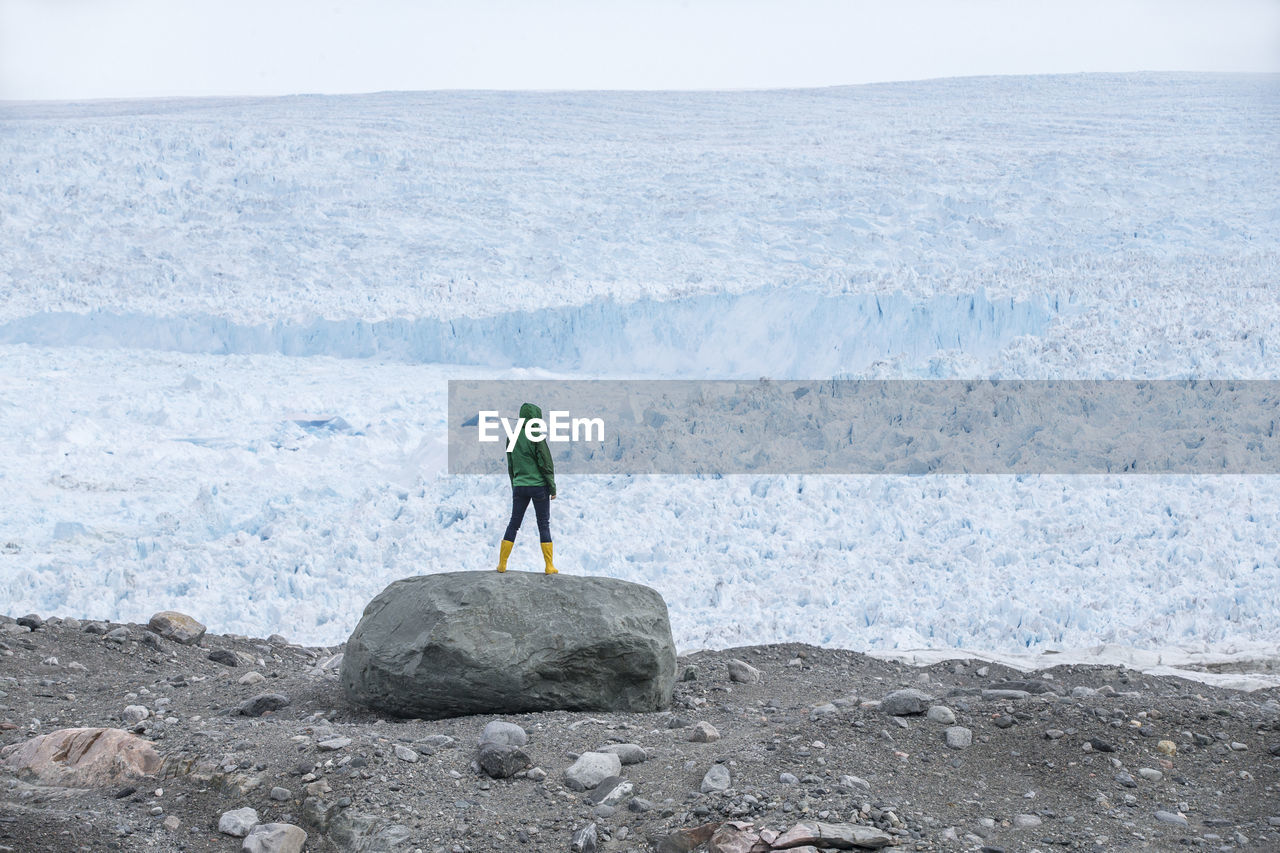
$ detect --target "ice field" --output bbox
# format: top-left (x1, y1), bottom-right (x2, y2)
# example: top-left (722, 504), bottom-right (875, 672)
top-left (2, 73), bottom-right (1279, 682)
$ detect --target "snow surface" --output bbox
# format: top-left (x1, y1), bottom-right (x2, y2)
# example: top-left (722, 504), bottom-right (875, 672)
top-left (2, 73), bottom-right (1279, 684)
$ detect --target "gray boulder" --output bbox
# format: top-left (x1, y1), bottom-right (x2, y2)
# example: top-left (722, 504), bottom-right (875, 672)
top-left (340, 572), bottom-right (677, 718)
top-left (881, 688), bottom-right (934, 716)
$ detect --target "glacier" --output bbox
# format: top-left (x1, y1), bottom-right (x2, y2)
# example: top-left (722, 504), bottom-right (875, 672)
top-left (1, 72), bottom-right (1279, 683)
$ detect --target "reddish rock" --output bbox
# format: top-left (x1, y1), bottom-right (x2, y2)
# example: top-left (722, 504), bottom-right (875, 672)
top-left (0, 727), bottom-right (162, 787)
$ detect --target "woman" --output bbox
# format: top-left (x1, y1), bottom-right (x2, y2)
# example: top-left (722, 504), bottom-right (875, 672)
top-left (496, 401), bottom-right (558, 574)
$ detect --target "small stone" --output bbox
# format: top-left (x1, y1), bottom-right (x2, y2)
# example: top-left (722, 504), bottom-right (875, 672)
top-left (680, 665), bottom-right (698, 681)
top-left (982, 689), bottom-right (1031, 701)
top-left (778, 772), bottom-right (799, 784)
top-left (1115, 772), bottom-right (1137, 788)
top-left (218, 807), bottom-right (259, 837)
top-left (479, 720), bottom-right (527, 748)
top-left (992, 714), bottom-right (1015, 729)
top-left (1156, 739), bottom-right (1177, 756)
top-left (1013, 814), bottom-right (1042, 829)
top-left (881, 688), bottom-right (934, 716)
top-left (236, 693), bottom-right (290, 717)
top-left (666, 715), bottom-right (692, 729)
top-left (628, 797), bottom-right (653, 812)
top-left (1230, 741), bottom-right (1248, 751)
top-left (1155, 810), bottom-right (1189, 827)
top-left (599, 743), bottom-right (647, 765)
top-left (394, 744), bottom-right (419, 763)
top-left (1044, 729), bottom-right (1065, 740)
top-left (688, 721), bottom-right (720, 742)
top-left (1138, 768), bottom-right (1163, 782)
top-left (809, 703), bottom-right (838, 720)
top-left (727, 659), bottom-right (761, 683)
top-left (700, 763), bottom-right (731, 793)
top-left (121, 705), bottom-right (149, 726)
top-left (238, 671), bottom-right (267, 686)
top-left (270, 787), bottom-right (291, 801)
top-left (16, 614), bottom-right (43, 630)
top-left (927, 705), bottom-right (956, 725)
top-left (945, 726), bottom-right (973, 749)
top-left (241, 822), bottom-right (307, 853)
top-left (104, 626), bottom-right (130, 643)
top-left (526, 766), bottom-right (547, 782)
top-left (1087, 738), bottom-right (1115, 753)
top-left (163, 815), bottom-right (181, 831)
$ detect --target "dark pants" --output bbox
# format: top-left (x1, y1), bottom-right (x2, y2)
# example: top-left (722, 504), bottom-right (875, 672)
top-left (504, 485), bottom-right (551, 543)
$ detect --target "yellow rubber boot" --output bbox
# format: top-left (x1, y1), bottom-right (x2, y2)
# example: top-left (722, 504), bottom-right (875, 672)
top-left (497, 540), bottom-right (514, 573)
top-left (541, 542), bottom-right (558, 574)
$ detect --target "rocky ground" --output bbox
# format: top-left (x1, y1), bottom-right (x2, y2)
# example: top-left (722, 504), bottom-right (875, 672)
top-left (1, 612), bottom-right (1278, 853)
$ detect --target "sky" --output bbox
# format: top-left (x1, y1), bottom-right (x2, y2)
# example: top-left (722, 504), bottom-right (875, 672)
top-left (1, 0), bottom-right (1278, 100)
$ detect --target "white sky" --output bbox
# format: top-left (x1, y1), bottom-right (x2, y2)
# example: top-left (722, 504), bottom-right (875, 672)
top-left (1, 0), bottom-right (1277, 101)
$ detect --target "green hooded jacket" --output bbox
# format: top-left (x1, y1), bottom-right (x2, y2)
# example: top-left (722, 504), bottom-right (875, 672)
top-left (507, 402), bottom-right (557, 496)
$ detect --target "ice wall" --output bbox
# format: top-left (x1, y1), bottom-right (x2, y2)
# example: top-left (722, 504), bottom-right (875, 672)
top-left (0, 288), bottom-right (1052, 377)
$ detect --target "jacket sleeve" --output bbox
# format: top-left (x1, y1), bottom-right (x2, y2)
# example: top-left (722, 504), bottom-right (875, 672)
top-left (506, 449), bottom-right (515, 485)
top-left (535, 439), bottom-right (557, 496)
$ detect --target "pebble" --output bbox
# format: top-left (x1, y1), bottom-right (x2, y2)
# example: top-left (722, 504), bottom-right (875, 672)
top-left (779, 772), bottom-right (799, 784)
top-left (700, 764), bottom-right (731, 793)
top-left (1155, 810), bottom-right (1189, 826)
top-left (1044, 729), bottom-right (1065, 740)
top-left (162, 816), bottom-right (181, 832)
top-left (238, 671), bottom-right (267, 686)
top-left (393, 744), bottom-right (419, 763)
top-left (688, 721), bottom-right (721, 742)
top-left (927, 705), bottom-right (956, 725)
top-left (270, 787), bottom-right (292, 801)
top-left (104, 627), bottom-right (130, 643)
top-left (1157, 740), bottom-right (1177, 756)
top-left (1138, 768), bottom-right (1163, 782)
top-left (1012, 814), bottom-right (1042, 829)
top-left (982, 689), bottom-right (1031, 701)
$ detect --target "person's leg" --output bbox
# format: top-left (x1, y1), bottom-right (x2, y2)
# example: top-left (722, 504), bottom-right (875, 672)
top-left (498, 488), bottom-right (532, 572)
top-left (531, 487), bottom-right (556, 573)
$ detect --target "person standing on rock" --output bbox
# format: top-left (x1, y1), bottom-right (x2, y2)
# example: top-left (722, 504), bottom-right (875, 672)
top-left (497, 402), bottom-right (558, 574)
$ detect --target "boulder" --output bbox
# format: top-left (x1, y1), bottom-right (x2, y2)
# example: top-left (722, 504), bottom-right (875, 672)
top-left (880, 688), bottom-right (934, 716)
top-left (772, 821), bottom-right (893, 849)
top-left (340, 571), bottom-right (677, 718)
top-left (146, 611), bottom-right (206, 645)
top-left (564, 751), bottom-right (622, 791)
top-left (0, 728), bottom-right (162, 787)
top-left (242, 822), bottom-right (307, 853)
